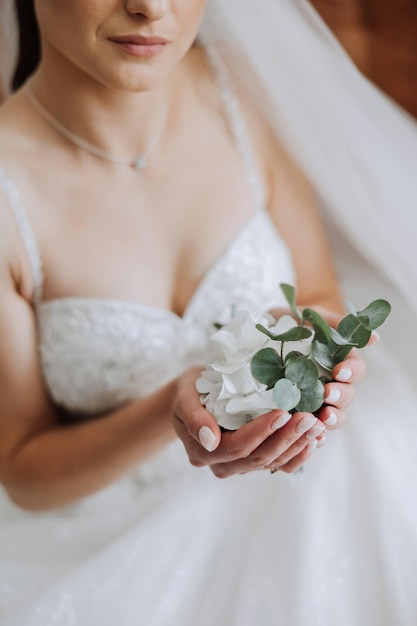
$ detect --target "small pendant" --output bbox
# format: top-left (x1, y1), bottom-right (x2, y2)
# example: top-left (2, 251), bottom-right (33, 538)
top-left (132, 157), bottom-right (146, 170)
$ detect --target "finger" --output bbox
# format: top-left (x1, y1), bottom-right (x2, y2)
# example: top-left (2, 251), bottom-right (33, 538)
top-left (323, 381), bottom-right (355, 409)
top-left (278, 440), bottom-right (318, 474)
top-left (333, 351), bottom-right (366, 384)
top-left (265, 420), bottom-right (325, 468)
top-left (174, 400), bottom-right (221, 453)
top-left (249, 413), bottom-right (324, 467)
top-left (317, 405), bottom-right (347, 430)
top-left (173, 419), bottom-right (215, 468)
top-left (176, 407), bottom-right (292, 466)
top-left (210, 413), bottom-right (322, 477)
top-left (317, 432), bottom-right (326, 447)
top-left (213, 409), bottom-right (292, 463)
top-left (174, 370), bottom-right (222, 452)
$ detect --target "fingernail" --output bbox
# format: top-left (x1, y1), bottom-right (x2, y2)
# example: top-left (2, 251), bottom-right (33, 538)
top-left (296, 415), bottom-right (316, 435)
top-left (306, 423), bottom-right (325, 441)
top-left (325, 412), bottom-right (338, 426)
top-left (198, 426), bottom-right (216, 452)
top-left (317, 435), bottom-right (326, 448)
top-left (306, 440), bottom-right (318, 454)
top-left (371, 330), bottom-right (380, 342)
top-left (272, 412), bottom-right (292, 430)
top-left (324, 388), bottom-right (341, 404)
top-left (336, 368), bottom-right (352, 382)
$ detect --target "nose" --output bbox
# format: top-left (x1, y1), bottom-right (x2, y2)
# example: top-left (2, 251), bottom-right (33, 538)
top-left (124, 0), bottom-right (170, 21)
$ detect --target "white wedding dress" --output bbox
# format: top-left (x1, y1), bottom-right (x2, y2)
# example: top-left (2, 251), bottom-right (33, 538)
top-left (1, 52), bottom-right (417, 626)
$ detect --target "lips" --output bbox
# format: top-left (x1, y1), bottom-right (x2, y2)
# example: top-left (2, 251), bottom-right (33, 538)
top-left (108, 34), bottom-right (170, 58)
top-left (109, 35), bottom-right (170, 46)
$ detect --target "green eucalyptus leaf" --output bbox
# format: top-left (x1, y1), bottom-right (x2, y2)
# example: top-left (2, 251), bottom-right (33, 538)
top-left (285, 357), bottom-right (319, 390)
top-left (332, 345), bottom-right (353, 364)
top-left (337, 314), bottom-right (372, 349)
top-left (251, 348), bottom-right (284, 387)
top-left (274, 326), bottom-right (313, 342)
top-left (356, 299), bottom-right (392, 331)
top-left (357, 314), bottom-right (370, 327)
top-left (273, 378), bottom-right (301, 411)
top-left (295, 379), bottom-right (325, 413)
top-left (255, 324), bottom-right (280, 341)
top-left (284, 350), bottom-right (305, 363)
top-left (280, 283), bottom-right (302, 321)
top-left (302, 308), bottom-right (332, 344)
top-left (329, 326), bottom-right (357, 347)
top-left (311, 340), bottom-right (334, 371)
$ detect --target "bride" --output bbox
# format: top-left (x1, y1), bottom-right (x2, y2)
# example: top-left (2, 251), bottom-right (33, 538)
top-left (0, 1), bottom-right (416, 625)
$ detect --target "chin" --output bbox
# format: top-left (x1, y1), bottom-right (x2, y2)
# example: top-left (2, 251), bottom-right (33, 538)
top-left (98, 56), bottom-right (180, 94)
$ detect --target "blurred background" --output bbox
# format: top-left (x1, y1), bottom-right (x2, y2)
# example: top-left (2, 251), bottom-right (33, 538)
top-left (311, 0), bottom-right (417, 119)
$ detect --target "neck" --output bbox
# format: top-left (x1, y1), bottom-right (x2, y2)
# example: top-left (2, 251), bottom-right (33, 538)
top-left (29, 47), bottom-right (172, 162)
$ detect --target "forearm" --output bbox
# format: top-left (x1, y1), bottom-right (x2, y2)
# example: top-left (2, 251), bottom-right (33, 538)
top-left (4, 379), bottom-right (178, 511)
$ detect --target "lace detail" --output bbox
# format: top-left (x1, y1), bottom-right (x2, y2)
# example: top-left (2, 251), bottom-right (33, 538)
top-left (0, 166), bottom-right (44, 306)
top-left (37, 210), bottom-right (295, 418)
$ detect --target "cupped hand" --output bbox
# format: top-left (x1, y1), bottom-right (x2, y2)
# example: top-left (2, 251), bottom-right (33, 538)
top-left (304, 305), bottom-right (377, 435)
top-left (269, 305), bottom-right (378, 440)
top-left (173, 305), bottom-right (378, 477)
top-left (173, 367), bottom-right (325, 477)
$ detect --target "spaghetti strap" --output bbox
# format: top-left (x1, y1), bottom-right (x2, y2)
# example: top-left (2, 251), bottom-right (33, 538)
top-left (204, 44), bottom-right (266, 211)
top-left (0, 166), bottom-right (44, 306)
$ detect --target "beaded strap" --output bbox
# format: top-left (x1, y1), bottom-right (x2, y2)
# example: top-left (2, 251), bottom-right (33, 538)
top-left (204, 44), bottom-right (266, 211)
top-left (0, 167), bottom-right (44, 306)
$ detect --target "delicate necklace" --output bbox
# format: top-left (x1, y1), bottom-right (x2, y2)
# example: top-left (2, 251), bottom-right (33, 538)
top-left (26, 83), bottom-right (166, 170)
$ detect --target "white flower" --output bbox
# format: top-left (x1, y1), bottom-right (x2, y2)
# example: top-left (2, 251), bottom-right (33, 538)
top-left (196, 310), bottom-right (314, 430)
top-left (204, 310), bottom-right (274, 374)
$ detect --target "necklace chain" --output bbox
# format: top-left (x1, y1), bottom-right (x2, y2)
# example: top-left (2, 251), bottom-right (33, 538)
top-left (26, 84), bottom-right (166, 170)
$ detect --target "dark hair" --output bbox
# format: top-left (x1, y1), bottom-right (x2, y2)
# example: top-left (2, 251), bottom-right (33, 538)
top-left (12, 0), bottom-right (41, 91)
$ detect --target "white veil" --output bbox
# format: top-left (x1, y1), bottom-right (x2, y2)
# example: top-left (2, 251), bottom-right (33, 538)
top-left (200, 0), bottom-right (417, 319)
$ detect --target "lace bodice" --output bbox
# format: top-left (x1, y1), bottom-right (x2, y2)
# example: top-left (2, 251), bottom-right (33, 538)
top-left (36, 210), bottom-right (295, 416)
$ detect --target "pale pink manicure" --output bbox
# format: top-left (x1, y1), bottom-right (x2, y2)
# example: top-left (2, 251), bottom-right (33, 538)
top-left (325, 412), bottom-right (338, 426)
top-left (272, 412), bottom-right (292, 430)
top-left (325, 388), bottom-right (341, 404)
top-left (336, 368), bottom-right (352, 382)
top-left (198, 426), bottom-right (216, 452)
top-left (306, 440), bottom-right (318, 454)
top-left (306, 423), bottom-right (325, 441)
top-left (296, 415), bottom-right (316, 435)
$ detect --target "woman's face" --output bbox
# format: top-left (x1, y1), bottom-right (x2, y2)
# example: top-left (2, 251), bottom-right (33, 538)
top-left (34, 0), bottom-right (209, 91)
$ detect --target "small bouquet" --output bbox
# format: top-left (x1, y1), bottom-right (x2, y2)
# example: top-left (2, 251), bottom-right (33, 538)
top-left (196, 284), bottom-right (391, 430)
